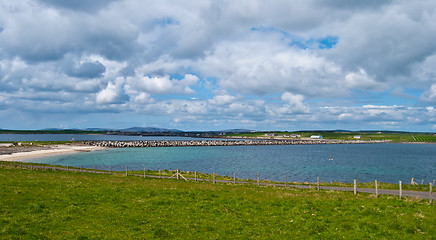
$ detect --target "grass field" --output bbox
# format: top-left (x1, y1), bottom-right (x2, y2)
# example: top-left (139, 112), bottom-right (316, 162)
top-left (226, 131), bottom-right (436, 143)
top-left (1, 167), bottom-right (435, 239)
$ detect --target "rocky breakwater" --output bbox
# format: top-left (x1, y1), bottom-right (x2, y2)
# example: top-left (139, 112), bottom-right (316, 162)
top-left (84, 139), bottom-right (389, 148)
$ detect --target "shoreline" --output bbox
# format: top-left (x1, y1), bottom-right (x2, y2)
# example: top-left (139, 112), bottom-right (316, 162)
top-left (0, 144), bottom-right (107, 162)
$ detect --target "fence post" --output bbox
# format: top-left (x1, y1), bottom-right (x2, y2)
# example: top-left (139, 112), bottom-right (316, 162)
top-left (317, 177), bottom-right (320, 191)
top-left (430, 183), bottom-right (433, 204)
top-left (399, 181), bottom-right (402, 199)
top-left (257, 173), bottom-right (260, 187)
top-left (213, 173), bottom-right (215, 184)
top-left (67, 166), bottom-right (69, 172)
top-left (177, 169), bottom-right (180, 180)
top-left (31, 165), bottom-right (33, 171)
top-left (285, 175), bottom-right (287, 187)
top-left (354, 179), bottom-right (357, 195)
top-left (159, 169), bottom-right (161, 178)
top-left (375, 180), bottom-right (378, 198)
top-left (109, 166), bottom-right (111, 174)
top-left (80, 165), bottom-right (82, 172)
top-left (234, 172), bottom-right (236, 184)
top-left (126, 166), bottom-right (128, 176)
top-left (195, 172), bottom-right (197, 181)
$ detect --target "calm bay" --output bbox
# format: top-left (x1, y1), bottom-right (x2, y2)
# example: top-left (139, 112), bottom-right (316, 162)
top-left (15, 137), bottom-right (435, 184)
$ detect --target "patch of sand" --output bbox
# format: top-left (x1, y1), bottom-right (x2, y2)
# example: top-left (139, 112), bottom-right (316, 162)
top-left (0, 145), bottom-right (106, 162)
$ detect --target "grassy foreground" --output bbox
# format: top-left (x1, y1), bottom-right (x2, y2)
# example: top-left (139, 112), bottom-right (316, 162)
top-left (1, 168), bottom-right (435, 239)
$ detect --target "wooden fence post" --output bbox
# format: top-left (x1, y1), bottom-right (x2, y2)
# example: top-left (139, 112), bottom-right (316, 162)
top-left (144, 168), bottom-right (146, 178)
top-left (213, 173), bottom-right (215, 184)
top-left (195, 172), bottom-right (197, 181)
top-left (126, 166), bottom-right (128, 176)
top-left (285, 175), bottom-right (287, 187)
top-left (354, 179), bottom-right (357, 195)
top-left (317, 177), bottom-right (320, 191)
top-left (177, 169), bottom-right (180, 180)
top-left (257, 173), bottom-right (260, 187)
top-left (67, 166), bottom-right (69, 172)
top-left (399, 181), bottom-right (402, 199)
top-left (234, 172), bottom-right (236, 184)
top-left (109, 166), bottom-right (111, 174)
top-left (430, 183), bottom-right (433, 204)
top-left (375, 180), bottom-right (378, 198)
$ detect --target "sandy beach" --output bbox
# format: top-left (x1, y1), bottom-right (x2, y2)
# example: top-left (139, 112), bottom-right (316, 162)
top-left (0, 144), bottom-right (106, 162)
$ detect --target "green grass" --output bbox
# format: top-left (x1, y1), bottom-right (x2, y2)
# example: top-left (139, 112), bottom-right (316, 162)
top-left (413, 135), bottom-right (436, 142)
top-left (1, 167), bottom-right (435, 239)
top-left (226, 131), bottom-right (436, 143)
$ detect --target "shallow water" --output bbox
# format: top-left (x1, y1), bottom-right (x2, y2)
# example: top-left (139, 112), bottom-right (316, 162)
top-left (29, 143), bottom-right (436, 184)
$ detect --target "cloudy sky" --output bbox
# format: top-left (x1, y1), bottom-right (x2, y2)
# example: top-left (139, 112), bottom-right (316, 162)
top-left (1, 0), bottom-right (436, 131)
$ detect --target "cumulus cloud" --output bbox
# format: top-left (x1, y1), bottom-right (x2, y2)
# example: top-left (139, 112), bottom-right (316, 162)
top-left (421, 84), bottom-right (436, 103)
top-left (65, 61), bottom-right (106, 79)
top-left (280, 92), bottom-right (309, 113)
top-left (96, 80), bottom-right (127, 104)
top-left (128, 74), bottom-right (199, 95)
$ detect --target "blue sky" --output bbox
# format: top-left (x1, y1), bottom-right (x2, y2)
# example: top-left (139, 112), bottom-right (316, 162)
top-left (1, 0), bottom-right (436, 131)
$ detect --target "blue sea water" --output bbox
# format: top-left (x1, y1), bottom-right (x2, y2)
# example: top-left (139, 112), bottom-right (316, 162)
top-left (26, 142), bottom-right (436, 184)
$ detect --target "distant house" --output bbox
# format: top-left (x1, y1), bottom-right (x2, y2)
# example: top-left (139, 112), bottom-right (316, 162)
top-left (283, 135), bottom-right (290, 137)
top-left (291, 134), bottom-right (301, 138)
top-left (353, 135), bottom-right (361, 139)
top-left (310, 135), bottom-right (323, 139)
top-left (265, 133), bottom-right (278, 137)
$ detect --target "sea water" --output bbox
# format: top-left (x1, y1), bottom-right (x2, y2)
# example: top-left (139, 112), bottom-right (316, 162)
top-left (27, 143), bottom-right (436, 184)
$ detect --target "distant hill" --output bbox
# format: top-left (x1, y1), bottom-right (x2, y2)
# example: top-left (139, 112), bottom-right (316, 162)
top-left (214, 129), bottom-right (255, 133)
top-left (118, 127), bottom-right (183, 133)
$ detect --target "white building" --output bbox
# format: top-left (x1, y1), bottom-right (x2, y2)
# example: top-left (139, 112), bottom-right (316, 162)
top-left (310, 135), bottom-right (323, 139)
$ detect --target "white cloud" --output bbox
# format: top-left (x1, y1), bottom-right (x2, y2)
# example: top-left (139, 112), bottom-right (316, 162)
top-left (128, 74), bottom-right (199, 95)
top-left (197, 40), bottom-right (347, 97)
top-left (208, 93), bottom-right (236, 105)
top-left (280, 92), bottom-right (309, 113)
top-left (421, 84), bottom-right (436, 103)
top-left (134, 92), bottom-right (154, 104)
top-left (345, 68), bottom-right (386, 90)
top-left (96, 80), bottom-right (126, 104)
